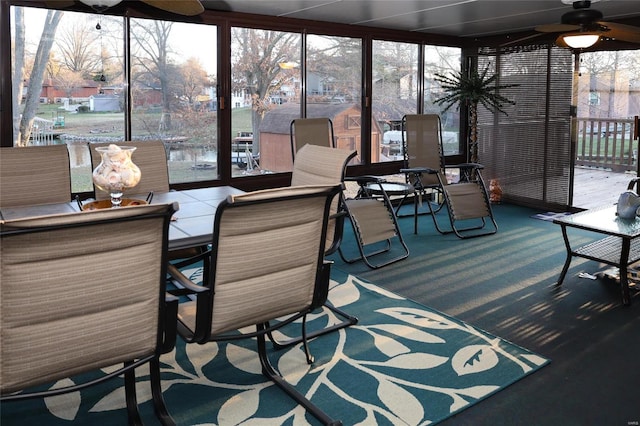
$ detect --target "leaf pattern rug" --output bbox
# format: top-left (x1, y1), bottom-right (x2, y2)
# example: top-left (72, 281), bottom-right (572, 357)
top-left (1, 269), bottom-right (549, 425)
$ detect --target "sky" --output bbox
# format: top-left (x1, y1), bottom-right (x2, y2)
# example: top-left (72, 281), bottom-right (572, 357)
top-left (14, 5), bottom-right (217, 74)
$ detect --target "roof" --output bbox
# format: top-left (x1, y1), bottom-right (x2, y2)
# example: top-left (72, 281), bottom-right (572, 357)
top-left (259, 102), bottom-right (359, 135)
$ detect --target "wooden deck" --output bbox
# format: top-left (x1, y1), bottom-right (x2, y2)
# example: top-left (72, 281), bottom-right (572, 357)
top-left (573, 167), bottom-right (637, 210)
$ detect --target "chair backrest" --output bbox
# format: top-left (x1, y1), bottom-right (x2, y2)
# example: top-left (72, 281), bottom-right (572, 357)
top-left (206, 184), bottom-right (341, 336)
top-left (0, 203), bottom-right (177, 394)
top-left (403, 114), bottom-right (446, 186)
top-left (291, 144), bottom-right (355, 186)
top-left (89, 140), bottom-right (170, 199)
top-left (0, 145), bottom-right (71, 207)
top-left (291, 144), bottom-right (356, 255)
top-left (290, 117), bottom-right (336, 159)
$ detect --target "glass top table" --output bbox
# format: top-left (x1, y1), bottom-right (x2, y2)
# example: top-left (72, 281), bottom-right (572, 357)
top-left (0, 186), bottom-right (244, 251)
top-left (553, 204), bottom-right (640, 305)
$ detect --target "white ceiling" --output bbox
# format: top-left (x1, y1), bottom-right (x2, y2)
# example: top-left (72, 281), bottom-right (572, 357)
top-left (201, 0), bottom-right (640, 39)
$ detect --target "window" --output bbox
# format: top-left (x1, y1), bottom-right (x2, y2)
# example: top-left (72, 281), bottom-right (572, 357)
top-left (307, 34), bottom-right (362, 163)
top-left (11, 8), bottom-right (125, 193)
top-left (130, 18), bottom-right (218, 184)
top-left (372, 40), bottom-right (419, 163)
top-left (11, 6), bottom-right (218, 193)
top-left (424, 45), bottom-right (462, 155)
top-left (230, 27), bottom-right (301, 176)
top-left (9, 4), bottom-right (466, 192)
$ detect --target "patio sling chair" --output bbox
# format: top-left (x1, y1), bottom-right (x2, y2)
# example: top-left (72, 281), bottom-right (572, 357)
top-left (290, 117), bottom-right (336, 152)
top-left (285, 142), bottom-right (360, 345)
top-left (166, 184), bottom-right (343, 426)
top-left (290, 118), bottom-right (409, 269)
top-left (0, 202), bottom-right (179, 426)
top-left (0, 145), bottom-right (71, 207)
top-left (401, 113), bottom-right (497, 239)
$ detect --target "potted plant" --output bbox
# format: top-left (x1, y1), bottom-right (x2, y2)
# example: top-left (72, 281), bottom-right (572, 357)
top-left (434, 64), bottom-right (517, 164)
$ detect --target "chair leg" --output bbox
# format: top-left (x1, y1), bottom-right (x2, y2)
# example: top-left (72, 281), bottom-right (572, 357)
top-left (268, 302), bottom-right (358, 351)
top-left (123, 362), bottom-right (143, 426)
top-left (150, 357), bottom-right (176, 426)
top-left (256, 324), bottom-right (342, 426)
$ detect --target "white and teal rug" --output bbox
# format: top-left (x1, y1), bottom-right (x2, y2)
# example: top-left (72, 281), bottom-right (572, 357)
top-left (1, 269), bottom-right (549, 425)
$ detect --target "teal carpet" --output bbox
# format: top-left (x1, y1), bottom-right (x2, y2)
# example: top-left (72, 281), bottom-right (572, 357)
top-left (2, 268), bottom-right (549, 425)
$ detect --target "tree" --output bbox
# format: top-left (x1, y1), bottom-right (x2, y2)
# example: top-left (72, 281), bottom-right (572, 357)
top-left (55, 17), bottom-right (101, 77)
top-left (434, 65), bottom-right (517, 164)
top-left (131, 19), bottom-right (176, 132)
top-left (231, 28), bottom-right (300, 153)
top-left (179, 57), bottom-right (209, 106)
top-left (13, 8), bottom-right (64, 146)
top-left (54, 68), bottom-right (85, 100)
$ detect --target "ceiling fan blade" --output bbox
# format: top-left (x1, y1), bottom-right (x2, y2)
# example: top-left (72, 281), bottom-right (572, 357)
top-left (140, 0), bottom-right (204, 16)
top-left (605, 27), bottom-right (640, 44)
top-left (599, 21), bottom-right (640, 34)
top-left (535, 23), bottom-right (580, 33)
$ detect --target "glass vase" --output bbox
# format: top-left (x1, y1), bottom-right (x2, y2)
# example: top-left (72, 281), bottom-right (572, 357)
top-left (92, 145), bottom-right (142, 208)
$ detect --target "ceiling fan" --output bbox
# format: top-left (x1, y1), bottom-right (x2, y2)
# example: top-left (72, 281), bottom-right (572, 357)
top-left (47, 0), bottom-right (205, 16)
top-left (505, 0), bottom-right (640, 49)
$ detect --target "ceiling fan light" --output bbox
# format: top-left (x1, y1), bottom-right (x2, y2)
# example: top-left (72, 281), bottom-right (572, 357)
top-left (78, 0), bottom-right (122, 12)
top-left (562, 33), bottom-right (600, 48)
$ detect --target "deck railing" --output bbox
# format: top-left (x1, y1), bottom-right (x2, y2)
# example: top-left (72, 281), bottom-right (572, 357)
top-left (29, 117), bottom-right (56, 145)
top-left (576, 117), bottom-right (637, 172)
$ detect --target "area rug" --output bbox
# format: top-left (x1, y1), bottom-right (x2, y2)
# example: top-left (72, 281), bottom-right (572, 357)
top-left (1, 269), bottom-right (549, 425)
top-left (530, 211), bottom-right (572, 221)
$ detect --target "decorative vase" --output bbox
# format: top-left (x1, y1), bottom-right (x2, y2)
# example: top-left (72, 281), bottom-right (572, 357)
top-left (616, 190), bottom-right (640, 220)
top-left (92, 144), bottom-right (141, 208)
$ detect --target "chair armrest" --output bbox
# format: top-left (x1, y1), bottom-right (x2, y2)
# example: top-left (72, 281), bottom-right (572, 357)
top-left (167, 263), bottom-right (213, 343)
top-left (400, 167), bottom-right (432, 174)
top-left (161, 294), bottom-right (179, 354)
top-left (449, 162), bottom-right (484, 170)
top-left (167, 263), bottom-right (210, 295)
top-left (627, 177), bottom-right (640, 191)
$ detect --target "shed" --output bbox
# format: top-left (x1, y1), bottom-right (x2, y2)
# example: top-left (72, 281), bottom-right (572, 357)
top-left (90, 95), bottom-right (120, 112)
top-left (258, 103), bottom-right (383, 172)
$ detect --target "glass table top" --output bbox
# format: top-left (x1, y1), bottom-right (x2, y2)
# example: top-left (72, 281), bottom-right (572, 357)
top-left (554, 205), bottom-right (640, 238)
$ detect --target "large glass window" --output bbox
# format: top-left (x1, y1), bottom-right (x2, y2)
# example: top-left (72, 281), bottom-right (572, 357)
top-left (11, 7), bottom-right (124, 193)
top-left (230, 27), bottom-right (301, 176)
top-left (372, 40), bottom-right (419, 163)
top-left (130, 18), bottom-right (218, 184)
top-left (10, 5), bottom-right (465, 190)
top-left (11, 6), bottom-right (218, 193)
top-left (423, 45), bottom-right (462, 155)
top-left (307, 34), bottom-right (362, 163)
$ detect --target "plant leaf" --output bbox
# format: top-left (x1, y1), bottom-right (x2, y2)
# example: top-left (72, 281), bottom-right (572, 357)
top-left (44, 379), bottom-right (80, 420)
top-left (218, 388), bottom-right (260, 425)
top-left (451, 345), bottom-right (499, 376)
top-left (368, 324), bottom-right (446, 344)
top-left (377, 307), bottom-right (458, 330)
top-left (378, 378), bottom-right (425, 425)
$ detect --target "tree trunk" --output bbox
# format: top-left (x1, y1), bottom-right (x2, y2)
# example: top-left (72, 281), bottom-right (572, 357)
top-left (469, 101), bottom-right (478, 164)
top-left (12, 8), bottom-right (25, 146)
top-left (18, 10), bottom-right (63, 146)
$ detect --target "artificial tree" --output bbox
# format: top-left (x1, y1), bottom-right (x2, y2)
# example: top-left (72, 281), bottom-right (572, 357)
top-left (434, 64), bottom-right (517, 164)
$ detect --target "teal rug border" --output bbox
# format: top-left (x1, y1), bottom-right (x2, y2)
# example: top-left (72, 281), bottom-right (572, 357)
top-left (331, 267), bottom-right (552, 420)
